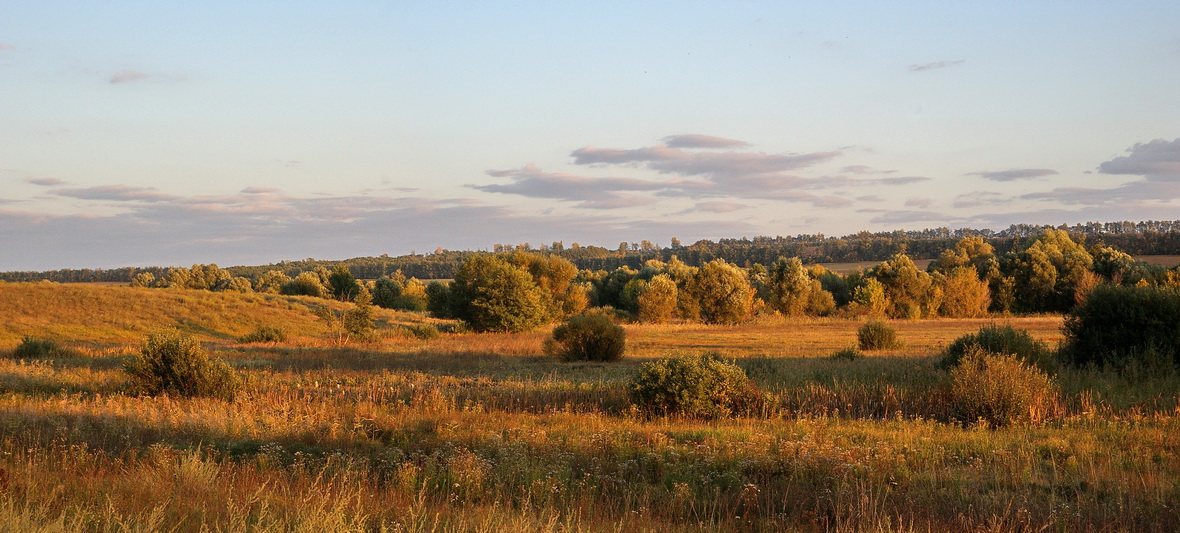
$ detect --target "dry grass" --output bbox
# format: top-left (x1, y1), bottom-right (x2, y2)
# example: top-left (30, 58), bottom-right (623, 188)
top-left (0, 284), bottom-right (1176, 531)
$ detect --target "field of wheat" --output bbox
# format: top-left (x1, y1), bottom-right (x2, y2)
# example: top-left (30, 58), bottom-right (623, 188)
top-left (0, 282), bottom-right (1177, 532)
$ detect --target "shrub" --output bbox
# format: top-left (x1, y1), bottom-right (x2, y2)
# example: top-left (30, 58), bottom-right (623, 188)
top-left (403, 323), bottom-right (441, 340)
top-left (949, 348), bottom-right (1057, 427)
top-left (125, 331), bottom-right (239, 401)
top-left (544, 314), bottom-right (626, 362)
top-left (1061, 284), bottom-right (1180, 370)
top-left (631, 353), bottom-right (766, 418)
top-left (857, 320), bottom-right (902, 350)
top-left (829, 346), bottom-right (862, 360)
top-left (12, 336), bottom-right (62, 358)
top-left (239, 326), bottom-right (287, 344)
top-left (938, 324), bottom-right (1053, 371)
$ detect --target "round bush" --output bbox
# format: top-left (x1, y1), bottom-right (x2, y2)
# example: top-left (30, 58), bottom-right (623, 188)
top-left (545, 314), bottom-right (625, 362)
top-left (11, 336), bottom-right (63, 358)
top-left (949, 348), bottom-right (1057, 427)
top-left (631, 353), bottom-right (766, 418)
top-left (938, 324), bottom-right (1053, 371)
top-left (239, 326), bottom-right (287, 344)
top-left (1061, 284), bottom-right (1180, 370)
top-left (125, 331), bottom-right (239, 401)
top-left (857, 320), bottom-right (902, 350)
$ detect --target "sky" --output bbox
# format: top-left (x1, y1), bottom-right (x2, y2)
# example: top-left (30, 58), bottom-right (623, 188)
top-left (3, 1), bottom-right (1180, 271)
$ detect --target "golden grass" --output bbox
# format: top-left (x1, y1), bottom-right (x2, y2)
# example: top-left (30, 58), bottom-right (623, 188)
top-left (1, 283), bottom-right (1177, 531)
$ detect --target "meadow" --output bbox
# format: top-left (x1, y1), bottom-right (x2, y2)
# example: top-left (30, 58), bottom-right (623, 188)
top-left (1, 282), bottom-right (1177, 532)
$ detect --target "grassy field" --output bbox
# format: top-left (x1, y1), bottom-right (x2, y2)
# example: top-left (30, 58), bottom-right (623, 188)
top-left (1, 282), bottom-right (1177, 531)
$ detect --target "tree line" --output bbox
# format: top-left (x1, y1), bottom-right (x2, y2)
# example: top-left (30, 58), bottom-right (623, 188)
top-left (5, 219), bottom-right (1180, 284)
top-left (102, 229), bottom-right (1180, 334)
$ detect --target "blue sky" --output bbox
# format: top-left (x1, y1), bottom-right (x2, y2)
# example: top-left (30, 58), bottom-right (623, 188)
top-left (3, 1), bottom-right (1180, 270)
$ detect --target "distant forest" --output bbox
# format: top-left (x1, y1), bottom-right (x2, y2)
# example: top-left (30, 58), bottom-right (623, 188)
top-left (6, 220), bottom-right (1180, 283)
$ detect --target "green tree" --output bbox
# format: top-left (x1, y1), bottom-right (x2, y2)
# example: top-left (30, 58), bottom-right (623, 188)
top-left (765, 257), bottom-right (812, 316)
top-left (691, 259), bottom-right (754, 325)
top-left (327, 266), bottom-right (362, 301)
top-left (1011, 229), bottom-right (1093, 312)
top-left (281, 272), bottom-right (328, 298)
top-left (871, 253), bottom-right (936, 318)
top-left (637, 274), bottom-right (678, 323)
top-left (937, 266), bottom-right (991, 318)
top-left (449, 254), bottom-right (547, 332)
top-left (850, 278), bottom-right (887, 316)
top-left (253, 270), bottom-right (291, 294)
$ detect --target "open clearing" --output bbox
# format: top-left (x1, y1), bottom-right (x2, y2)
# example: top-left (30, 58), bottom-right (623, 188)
top-left (0, 282), bottom-right (1176, 531)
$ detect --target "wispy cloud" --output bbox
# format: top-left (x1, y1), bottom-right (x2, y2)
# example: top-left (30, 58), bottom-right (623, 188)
top-left (905, 197), bottom-right (932, 208)
top-left (661, 134), bottom-right (751, 149)
top-left (25, 177), bottom-right (67, 187)
top-left (909, 59), bottom-right (965, 72)
top-left (110, 69), bottom-right (150, 84)
top-left (693, 201), bottom-right (746, 213)
top-left (0, 185), bottom-right (755, 270)
top-left (969, 168), bottom-right (1058, 182)
top-left (953, 191), bottom-right (1011, 209)
top-left (1017, 138), bottom-right (1180, 206)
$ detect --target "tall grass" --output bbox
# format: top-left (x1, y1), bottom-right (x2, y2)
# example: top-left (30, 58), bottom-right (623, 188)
top-left (0, 284), bottom-right (1176, 531)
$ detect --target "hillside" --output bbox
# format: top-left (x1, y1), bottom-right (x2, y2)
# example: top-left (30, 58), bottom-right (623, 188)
top-left (0, 282), bottom-right (411, 348)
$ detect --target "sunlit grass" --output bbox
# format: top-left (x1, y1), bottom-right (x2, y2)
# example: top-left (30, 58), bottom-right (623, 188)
top-left (1, 284), bottom-right (1177, 531)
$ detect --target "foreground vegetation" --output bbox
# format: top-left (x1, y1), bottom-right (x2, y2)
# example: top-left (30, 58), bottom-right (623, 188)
top-left (2, 282), bottom-right (1178, 531)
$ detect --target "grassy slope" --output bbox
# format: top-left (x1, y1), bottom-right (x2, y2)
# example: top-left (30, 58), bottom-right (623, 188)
top-left (2, 283), bottom-right (1177, 531)
top-left (0, 282), bottom-right (422, 348)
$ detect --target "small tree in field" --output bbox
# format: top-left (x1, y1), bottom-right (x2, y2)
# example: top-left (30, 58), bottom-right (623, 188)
top-left (125, 330), bottom-right (238, 401)
top-left (545, 313), bottom-right (626, 362)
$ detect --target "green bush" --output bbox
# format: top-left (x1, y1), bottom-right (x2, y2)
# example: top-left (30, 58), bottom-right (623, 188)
top-left (12, 336), bottom-right (62, 358)
top-left (544, 314), bottom-right (626, 362)
top-left (949, 348), bottom-right (1057, 427)
top-left (239, 326), bottom-right (287, 344)
top-left (631, 353), bottom-right (766, 418)
top-left (938, 324), bottom-right (1053, 371)
top-left (125, 331), bottom-right (239, 401)
top-left (857, 320), bottom-right (902, 350)
top-left (403, 323), bottom-right (441, 340)
top-left (829, 346), bottom-right (862, 360)
top-left (1061, 285), bottom-right (1180, 370)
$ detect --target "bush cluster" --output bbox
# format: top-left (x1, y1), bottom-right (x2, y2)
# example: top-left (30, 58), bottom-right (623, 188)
top-left (545, 313), bottom-right (626, 362)
top-left (938, 324), bottom-right (1053, 371)
top-left (857, 320), bottom-right (902, 350)
top-left (631, 353), bottom-right (766, 418)
top-left (125, 331), bottom-right (239, 401)
top-left (403, 323), bottom-right (441, 340)
top-left (239, 326), bottom-right (287, 344)
top-left (1061, 285), bottom-right (1180, 370)
top-left (949, 348), bottom-right (1057, 427)
top-left (11, 336), bottom-right (64, 358)
top-left (829, 346), bottom-right (862, 360)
